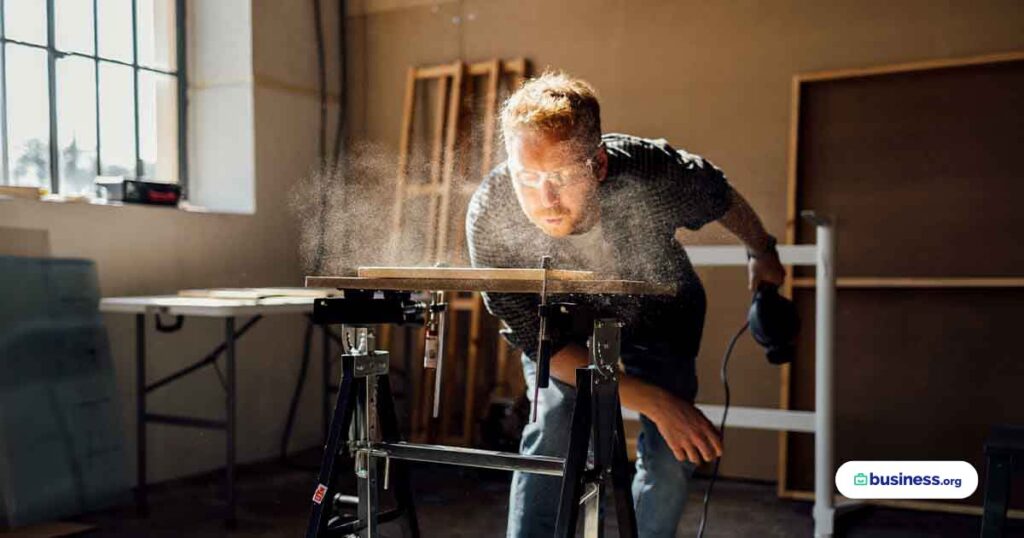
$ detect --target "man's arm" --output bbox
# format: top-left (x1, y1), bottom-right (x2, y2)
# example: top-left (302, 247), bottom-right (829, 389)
top-left (715, 188), bottom-right (786, 290)
top-left (625, 184), bottom-right (784, 464)
top-left (549, 343), bottom-right (723, 464)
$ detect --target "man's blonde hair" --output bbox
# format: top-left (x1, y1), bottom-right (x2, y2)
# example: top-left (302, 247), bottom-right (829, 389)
top-left (500, 71), bottom-right (602, 154)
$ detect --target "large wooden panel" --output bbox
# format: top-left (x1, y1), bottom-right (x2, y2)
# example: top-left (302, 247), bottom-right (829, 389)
top-left (787, 288), bottom-right (1024, 508)
top-left (794, 59), bottom-right (1024, 277)
top-left (786, 54), bottom-right (1024, 511)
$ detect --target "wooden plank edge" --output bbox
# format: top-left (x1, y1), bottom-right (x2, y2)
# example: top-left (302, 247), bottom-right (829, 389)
top-left (356, 267), bottom-right (596, 281)
top-left (779, 63), bottom-right (804, 498)
top-left (415, 63), bottom-right (459, 79)
top-left (305, 276), bottom-right (676, 295)
top-left (0, 522), bottom-right (95, 537)
top-left (791, 277), bottom-right (1024, 288)
top-left (796, 50), bottom-right (1024, 83)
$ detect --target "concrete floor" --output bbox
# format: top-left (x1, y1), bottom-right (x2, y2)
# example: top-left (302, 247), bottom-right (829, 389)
top-left (75, 451), bottom-right (1018, 537)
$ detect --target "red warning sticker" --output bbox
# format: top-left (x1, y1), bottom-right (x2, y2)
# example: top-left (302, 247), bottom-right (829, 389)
top-left (312, 484), bottom-right (328, 504)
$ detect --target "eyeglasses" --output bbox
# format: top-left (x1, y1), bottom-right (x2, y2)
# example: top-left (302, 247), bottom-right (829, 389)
top-left (510, 164), bottom-right (590, 189)
top-left (509, 146), bottom-right (602, 189)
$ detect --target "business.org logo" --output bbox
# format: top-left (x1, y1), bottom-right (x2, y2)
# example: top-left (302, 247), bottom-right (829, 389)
top-left (837, 461), bottom-right (977, 499)
top-left (852, 472), bottom-right (962, 488)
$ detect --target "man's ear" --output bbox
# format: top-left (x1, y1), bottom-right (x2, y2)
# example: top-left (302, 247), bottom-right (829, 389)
top-left (594, 145), bottom-right (609, 183)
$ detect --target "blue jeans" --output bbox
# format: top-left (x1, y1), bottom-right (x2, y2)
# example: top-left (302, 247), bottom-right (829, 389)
top-left (508, 355), bottom-right (696, 538)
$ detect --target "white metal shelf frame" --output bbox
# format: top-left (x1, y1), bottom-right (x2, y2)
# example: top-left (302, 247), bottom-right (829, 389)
top-left (622, 219), bottom-right (839, 537)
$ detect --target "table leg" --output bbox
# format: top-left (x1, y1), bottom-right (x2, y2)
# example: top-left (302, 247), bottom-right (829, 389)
top-left (226, 317), bottom-right (237, 527)
top-left (322, 325), bottom-right (331, 442)
top-left (981, 452), bottom-right (1012, 538)
top-left (280, 317), bottom-right (315, 461)
top-left (135, 313), bottom-right (148, 516)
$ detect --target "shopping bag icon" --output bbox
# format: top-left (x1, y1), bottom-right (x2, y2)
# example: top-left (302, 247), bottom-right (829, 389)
top-left (854, 473), bottom-right (868, 486)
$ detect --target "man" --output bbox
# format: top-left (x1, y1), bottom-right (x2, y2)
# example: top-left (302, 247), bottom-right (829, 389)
top-left (466, 72), bottom-right (785, 538)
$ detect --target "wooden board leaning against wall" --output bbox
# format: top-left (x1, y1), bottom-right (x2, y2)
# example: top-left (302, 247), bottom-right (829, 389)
top-left (780, 50), bottom-right (1024, 517)
top-left (384, 58), bottom-right (529, 446)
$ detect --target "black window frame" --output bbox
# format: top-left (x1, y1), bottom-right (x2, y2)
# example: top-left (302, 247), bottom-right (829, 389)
top-left (0, 0), bottom-right (187, 195)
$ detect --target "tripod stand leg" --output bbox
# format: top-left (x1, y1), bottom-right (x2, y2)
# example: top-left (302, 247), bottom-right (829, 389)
top-left (610, 399), bottom-right (637, 538)
top-left (582, 482), bottom-right (602, 538)
top-left (306, 355), bottom-right (358, 538)
top-left (377, 376), bottom-right (421, 538)
top-left (357, 377), bottom-right (380, 537)
top-left (555, 368), bottom-right (594, 537)
top-left (584, 377), bottom-right (622, 538)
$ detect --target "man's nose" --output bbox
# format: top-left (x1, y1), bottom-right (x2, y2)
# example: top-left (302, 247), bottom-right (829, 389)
top-left (539, 180), bottom-right (560, 207)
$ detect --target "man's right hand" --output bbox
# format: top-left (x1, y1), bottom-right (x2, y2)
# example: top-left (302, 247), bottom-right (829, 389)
top-left (608, 367), bottom-right (725, 465)
top-left (645, 388), bottom-right (723, 464)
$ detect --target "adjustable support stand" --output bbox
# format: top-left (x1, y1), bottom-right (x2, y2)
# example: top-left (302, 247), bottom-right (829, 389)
top-left (555, 319), bottom-right (637, 538)
top-left (306, 328), bottom-right (420, 538)
top-left (305, 294), bottom-right (638, 538)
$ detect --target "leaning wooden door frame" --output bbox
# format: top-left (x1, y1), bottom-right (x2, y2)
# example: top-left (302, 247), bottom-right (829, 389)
top-left (390, 61), bottom-right (465, 264)
top-left (390, 58), bottom-right (529, 445)
top-left (459, 58), bottom-right (528, 446)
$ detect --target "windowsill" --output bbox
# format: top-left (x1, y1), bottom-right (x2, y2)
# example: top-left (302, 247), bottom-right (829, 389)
top-left (0, 193), bottom-right (254, 216)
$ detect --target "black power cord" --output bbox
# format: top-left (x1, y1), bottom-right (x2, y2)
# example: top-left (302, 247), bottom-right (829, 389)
top-left (696, 320), bottom-right (749, 538)
top-left (332, 0), bottom-right (347, 165)
top-left (312, 0), bottom-right (327, 166)
top-left (310, 0), bottom-right (329, 276)
top-left (311, 0), bottom-right (348, 276)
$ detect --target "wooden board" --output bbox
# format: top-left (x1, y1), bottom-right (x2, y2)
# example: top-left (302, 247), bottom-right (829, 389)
top-left (306, 275), bottom-right (675, 296)
top-left (0, 185), bottom-right (43, 200)
top-left (178, 287), bottom-right (341, 299)
top-left (357, 266), bottom-right (596, 281)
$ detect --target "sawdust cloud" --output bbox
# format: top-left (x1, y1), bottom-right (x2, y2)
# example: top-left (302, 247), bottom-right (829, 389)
top-left (291, 126), bottom-right (710, 292)
top-left (293, 143), bottom-right (418, 276)
top-left (291, 127), bottom-right (501, 276)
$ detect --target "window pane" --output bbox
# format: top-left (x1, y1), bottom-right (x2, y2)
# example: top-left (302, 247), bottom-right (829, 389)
top-left (4, 0), bottom-right (47, 45)
top-left (136, 0), bottom-right (176, 70)
top-left (55, 0), bottom-right (95, 54)
top-left (0, 45), bottom-right (4, 183)
top-left (138, 70), bottom-right (177, 182)
top-left (5, 44), bottom-right (50, 188)
top-left (98, 61), bottom-right (134, 177)
top-left (57, 56), bottom-right (98, 195)
top-left (97, 0), bottom-right (132, 62)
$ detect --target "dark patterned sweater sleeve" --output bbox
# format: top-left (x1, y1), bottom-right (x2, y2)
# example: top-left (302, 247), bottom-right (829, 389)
top-left (603, 135), bottom-right (734, 232)
top-left (669, 144), bottom-right (733, 231)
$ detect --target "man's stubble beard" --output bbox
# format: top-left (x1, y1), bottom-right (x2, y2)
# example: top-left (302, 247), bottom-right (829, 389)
top-left (534, 197), bottom-right (600, 237)
top-left (568, 195), bottom-right (601, 235)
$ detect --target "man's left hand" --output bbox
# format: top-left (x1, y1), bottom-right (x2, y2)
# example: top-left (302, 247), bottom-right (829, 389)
top-left (748, 250), bottom-right (786, 290)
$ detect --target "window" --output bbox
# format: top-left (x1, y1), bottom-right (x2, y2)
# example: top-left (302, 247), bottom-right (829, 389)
top-left (0, 0), bottom-right (186, 196)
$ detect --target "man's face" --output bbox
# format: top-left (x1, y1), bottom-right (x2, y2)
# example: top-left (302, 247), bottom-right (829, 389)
top-left (506, 130), bottom-right (606, 237)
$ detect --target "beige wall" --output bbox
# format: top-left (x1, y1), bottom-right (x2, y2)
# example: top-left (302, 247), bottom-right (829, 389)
top-left (343, 0), bottom-right (1024, 480)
